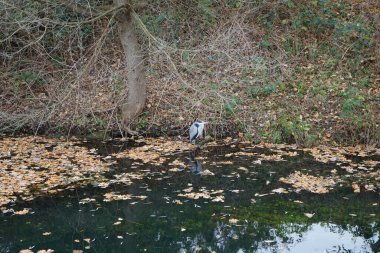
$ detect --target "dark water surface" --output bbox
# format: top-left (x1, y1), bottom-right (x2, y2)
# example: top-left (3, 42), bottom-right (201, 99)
top-left (1, 141), bottom-right (379, 253)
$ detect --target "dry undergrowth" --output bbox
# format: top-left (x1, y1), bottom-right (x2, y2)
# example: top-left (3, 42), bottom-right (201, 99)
top-left (0, 2), bottom-right (378, 147)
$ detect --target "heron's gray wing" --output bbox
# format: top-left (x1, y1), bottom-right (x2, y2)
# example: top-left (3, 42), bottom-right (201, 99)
top-left (189, 124), bottom-right (198, 141)
top-left (198, 123), bottom-right (205, 138)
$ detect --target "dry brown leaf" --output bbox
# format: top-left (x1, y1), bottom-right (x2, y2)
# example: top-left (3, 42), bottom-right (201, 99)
top-left (304, 213), bottom-right (315, 218)
top-left (229, 218), bottom-right (239, 224)
top-left (19, 250), bottom-right (33, 253)
top-left (352, 183), bottom-right (360, 193)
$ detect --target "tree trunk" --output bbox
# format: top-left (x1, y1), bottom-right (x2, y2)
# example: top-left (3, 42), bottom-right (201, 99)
top-left (114, 0), bottom-right (147, 133)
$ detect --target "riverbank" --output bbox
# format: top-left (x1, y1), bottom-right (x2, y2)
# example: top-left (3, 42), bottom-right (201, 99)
top-left (1, 0), bottom-right (378, 147)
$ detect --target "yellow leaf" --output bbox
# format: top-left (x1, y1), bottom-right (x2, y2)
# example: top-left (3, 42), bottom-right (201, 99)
top-left (352, 183), bottom-right (360, 193)
top-left (229, 218), bottom-right (239, 224)
top-left (304, 213), bottom-right (314, 218)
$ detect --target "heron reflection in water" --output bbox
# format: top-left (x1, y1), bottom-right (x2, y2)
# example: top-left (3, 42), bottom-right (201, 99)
top-left (189, 150), bottom-right (203, 175)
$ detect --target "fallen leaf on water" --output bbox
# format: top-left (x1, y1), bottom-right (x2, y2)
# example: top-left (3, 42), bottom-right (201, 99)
top-left (113, 139), bottom-right (192, 165)
top-left (15, 208), bottom-right (31, 215)
top-left (103, 192), bottom-right (132, 202)
top-left (255, 193), bottom-right (269, 197)
top-left (218, 161), bottom-right (234, 165)
top-left (253, 160), bottom-right (262, 164)
top-left (174, 199), bottom-right (183, 205)
top-left (259, 154), bottom-right (284, 161)
top-left (182, 187), bottom-right (193, 193)
top-left (168, 167), bottom-right (182, 172)
top-left (364, 184), bottom-right (376, 192)
top-left (229, 218), bottom-right (239, 224)
top-left (169, 159), bottom-right (186, 167)
top-left (134, 195), bottom-right (148, 200)
top-left (179, 188), bottom-right (224, 203)
top-left (280, 171), bottom-right (336, 194)
top-left (304, 213), bottom-right (315, 218)
top-left (238, 166), bottom-right (248, 173)
top-left (211, 195), bottom-right (225, 202)
top-left (0, 137), bottom-right (110, 207)
top-left (352, 183), bottom-right (360, 193)
top-left (272, 188), bottom-right (288, 194)
top-left (79, 198), bottom-right (96, 204)
top-left (200, 169), bottom-right (215, 176)
top-left (97, 182), bottom-right (110, 188)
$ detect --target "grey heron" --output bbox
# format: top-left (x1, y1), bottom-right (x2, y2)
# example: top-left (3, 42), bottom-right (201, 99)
top-left (189, 120), bottom-right (207, 144)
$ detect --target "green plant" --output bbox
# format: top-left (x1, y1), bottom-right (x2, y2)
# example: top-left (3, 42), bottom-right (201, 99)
top-left (296, 81), bottom-right (306, 96)
top-left (197, 0), bottom-right (217, 27)
top-left (339, 87), bottom-right (364, 118)
top-left (310, 81), bottom-right (327, 96)
top-left (11, 71), bottom-right (46, 97)
top-left (269, 114), bottom-right (318, 146)
top-left (227, 0), bottom-right (242, 8)
top-left (249, 83), bottom-right (277, 98)
top-left (141, 13), bottom-right (167, 36)
top-left (224, 98), bottom-right (237, 115)
top-left (136, 112), bottom-right (149, 130)
top-left (357, 77), bottom-right (373, 88)
top-left (264, 83), bottom-right (277, 95)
